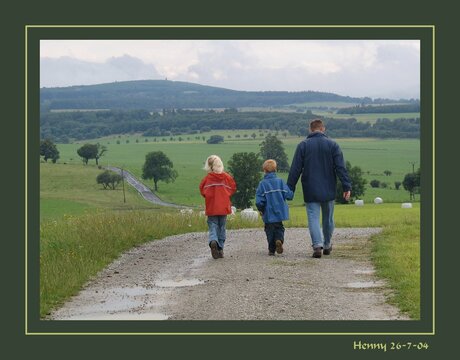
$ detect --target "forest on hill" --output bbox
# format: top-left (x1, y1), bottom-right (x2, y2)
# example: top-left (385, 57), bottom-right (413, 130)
top-left (40, 80), bottom-right (415, 111)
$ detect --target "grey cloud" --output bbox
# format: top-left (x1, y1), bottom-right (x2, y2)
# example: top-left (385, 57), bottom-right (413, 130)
top-left (179, 41), bottom-right (419, 99)
top-left (40, 55), bottom-right (161, 87)
top-left (40, 42), bottom-right (420, 99)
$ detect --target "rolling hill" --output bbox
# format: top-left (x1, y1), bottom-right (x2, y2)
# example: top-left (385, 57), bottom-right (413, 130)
top-left (40, 80), bottom-right (375, 111)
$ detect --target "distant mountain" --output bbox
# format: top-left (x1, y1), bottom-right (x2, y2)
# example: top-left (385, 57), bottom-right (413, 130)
top-left (40, 80), bottom-right (376, 111)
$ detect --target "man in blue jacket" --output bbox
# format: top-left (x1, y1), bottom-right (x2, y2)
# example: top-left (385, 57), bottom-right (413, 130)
top-left (256, 159), bottom-right (294, 256)
top-left (287, 119), bottom-right (351, 258)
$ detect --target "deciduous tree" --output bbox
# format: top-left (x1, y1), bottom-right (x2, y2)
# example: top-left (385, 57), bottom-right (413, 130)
top-left (336, 161), bottom-right (367, 203)
top-left (40, 139), bottom-right (60, 163)
top-left (97, 170), bottom-right (122, 190)
top-left (227, 152), bottom-right (262, 209)
top-left (403, 168), bottom-right (420, 200)
top-left (142, 151), bottom-right (178, 191)
top-left (259, 134), bottom-right (290, 172)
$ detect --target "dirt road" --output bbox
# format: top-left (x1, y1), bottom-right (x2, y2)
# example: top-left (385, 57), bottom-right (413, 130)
top-left (49, 227), bottom-right (409, 321)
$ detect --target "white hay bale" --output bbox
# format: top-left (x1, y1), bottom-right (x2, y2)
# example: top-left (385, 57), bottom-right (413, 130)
top-left (354, 199), bottom-right (364, 206)
top-left (374, 197), bottom-right (383, 204)
top-left (401, 203), bottom-right (413, 209)
top-left (241, 208), bottom-right (259, 221)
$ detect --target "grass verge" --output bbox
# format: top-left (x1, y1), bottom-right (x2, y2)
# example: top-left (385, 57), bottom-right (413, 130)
top-left (40, 203), bottom-right (420, 319)
top-left (40, 210), bottom-right (259, 317)
top-left (371, 223), bottom-right (420, 319)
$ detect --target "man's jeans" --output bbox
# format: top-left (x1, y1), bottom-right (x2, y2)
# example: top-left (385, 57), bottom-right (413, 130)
top-left (207, 215), bottom-right (227, 250)
top-left (306, 200), bottom-right (335, 249)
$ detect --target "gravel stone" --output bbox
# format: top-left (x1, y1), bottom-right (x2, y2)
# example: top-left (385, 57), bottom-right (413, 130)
top-left (48, 227), bottom-right (409, 321)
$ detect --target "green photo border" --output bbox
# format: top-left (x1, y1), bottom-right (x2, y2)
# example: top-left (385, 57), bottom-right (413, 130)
top-left (26, 25), bottom-right (434, 336)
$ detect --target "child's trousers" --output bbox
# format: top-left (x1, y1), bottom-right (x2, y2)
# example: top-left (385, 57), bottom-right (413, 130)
top-left (207, 215), bottom-right (227, 250)
top-left (264, 222), bottom-right (285, 253)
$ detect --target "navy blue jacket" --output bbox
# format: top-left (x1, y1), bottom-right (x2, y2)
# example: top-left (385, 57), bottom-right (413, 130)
top-left (287, 132), bottom-right (351, 203)
top-left (256, 172), bottom-right (294, 223)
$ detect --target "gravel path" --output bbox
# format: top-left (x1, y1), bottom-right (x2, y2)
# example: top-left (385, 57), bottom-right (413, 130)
top-left (49, 227), bottom-right (409, 321)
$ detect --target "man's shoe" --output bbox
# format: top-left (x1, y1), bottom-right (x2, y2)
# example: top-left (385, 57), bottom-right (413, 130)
top-left (275, 240), bottom-right (284, 254)
top-left (218, 249), bottom-right (224, 258)
top-left (323, 246), bottom-right (332, 255)
top-left (210, 241), bottom-right (219, 259)
top-left (312, 247), bottom-right (322, 258)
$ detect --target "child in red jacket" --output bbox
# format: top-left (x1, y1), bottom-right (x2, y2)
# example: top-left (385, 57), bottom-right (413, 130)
top-left (199, 155), bottom-right (237, 259)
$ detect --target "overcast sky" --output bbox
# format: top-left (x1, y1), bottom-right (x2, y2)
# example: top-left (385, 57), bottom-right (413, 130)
top-left (40, 40), bottom-right (420, 99)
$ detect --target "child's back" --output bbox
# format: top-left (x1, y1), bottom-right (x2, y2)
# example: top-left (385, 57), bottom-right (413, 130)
top-left (199, 171), bottom-right (236, 216)
top-left (199, 155), bottom-right (236, 259)
top-left (256, 159), bottom-right (293, 256)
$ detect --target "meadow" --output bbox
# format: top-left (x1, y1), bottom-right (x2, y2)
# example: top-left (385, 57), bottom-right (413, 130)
top-left (40, 162), bottom-right (161, 221)
top-left (50, 132), bottom-right (420, 212)
top-left (39, 133), bottom-right (421, 319)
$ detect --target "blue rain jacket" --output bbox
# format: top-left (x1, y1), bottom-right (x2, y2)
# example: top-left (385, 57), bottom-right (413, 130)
top-left (256, 172), bottom-right (294, 223)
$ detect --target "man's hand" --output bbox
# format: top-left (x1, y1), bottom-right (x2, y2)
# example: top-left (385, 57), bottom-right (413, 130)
top-left (343, 191), bottom-right (351, 201)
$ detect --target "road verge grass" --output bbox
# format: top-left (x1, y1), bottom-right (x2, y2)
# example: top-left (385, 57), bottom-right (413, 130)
top-left (40, 210), bottom-right (260, 317)
top-left (371, 223), bottom-right (420, 319)
top-left (40, 204), bottom-right (420, 319)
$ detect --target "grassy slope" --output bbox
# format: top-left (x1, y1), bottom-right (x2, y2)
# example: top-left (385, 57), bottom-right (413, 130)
top-left (40, 162), bottom-right (161, 220)
top-left (53, 135), bottom-right (420, 207)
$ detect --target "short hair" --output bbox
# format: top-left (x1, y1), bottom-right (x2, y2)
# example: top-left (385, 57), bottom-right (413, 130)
top-left (309, 119), bottom-right (325, 132)
top-left (204, 155), bottom-right (224, 173)
top-left (263, 159), bottom-right (277, 173)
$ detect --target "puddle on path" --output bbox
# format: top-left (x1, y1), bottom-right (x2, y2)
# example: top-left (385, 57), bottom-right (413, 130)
top-left (59, 286), bottom-right (169, 320)
top-left (346, 281), bottom-right (386, 289)
top-left (154, 278), bottom-right (205, 288)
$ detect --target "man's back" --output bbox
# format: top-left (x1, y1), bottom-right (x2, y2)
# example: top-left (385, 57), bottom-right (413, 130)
top-left (287, 131), bottom-right (351, 203)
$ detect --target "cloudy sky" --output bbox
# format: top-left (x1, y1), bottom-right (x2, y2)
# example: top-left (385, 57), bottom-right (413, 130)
top-left (40, 40), bottom-right (420, 99)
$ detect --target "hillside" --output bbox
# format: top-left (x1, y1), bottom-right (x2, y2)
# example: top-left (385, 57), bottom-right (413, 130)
top-left (41, 80), bottom-right (378, 111)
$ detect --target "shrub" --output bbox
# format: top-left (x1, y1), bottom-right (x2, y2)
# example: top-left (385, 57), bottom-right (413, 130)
top-left (207, 135), bottom-right (224, 144)
top-left (96, 170), bottom-right (123, 190)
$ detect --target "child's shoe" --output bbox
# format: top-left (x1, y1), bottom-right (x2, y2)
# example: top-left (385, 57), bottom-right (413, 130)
top-left (275, 240), bottom-right (284, 254)
top-left (210, 241), bottom-right (219, 259)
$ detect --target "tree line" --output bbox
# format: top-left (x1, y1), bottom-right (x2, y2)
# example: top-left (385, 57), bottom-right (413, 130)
top-left (40, 109), bottom-right (420, 143)
top-left (336, 103), bottom-right (420, 114)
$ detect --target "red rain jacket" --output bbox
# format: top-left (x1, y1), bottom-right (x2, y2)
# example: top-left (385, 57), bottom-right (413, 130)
top-left (199, 172), bottom-right (237, 216)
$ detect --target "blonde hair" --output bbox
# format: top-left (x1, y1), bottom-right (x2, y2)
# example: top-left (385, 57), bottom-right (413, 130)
top-left (263, 159), bottom-right (277, 173)
top-left (204, 155), bottom-right (224, 173)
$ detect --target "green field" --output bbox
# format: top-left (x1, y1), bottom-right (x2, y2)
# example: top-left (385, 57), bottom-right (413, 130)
top-left (50, 134), bottom-right (419, 210)
top-left (40, 162), bottom-right (161, 220)
top-left (40, 135), bottom-right (421, 319)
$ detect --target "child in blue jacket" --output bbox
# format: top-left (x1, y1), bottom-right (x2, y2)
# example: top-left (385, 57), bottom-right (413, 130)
top-left (256, 159), bottom-right (294, 255)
